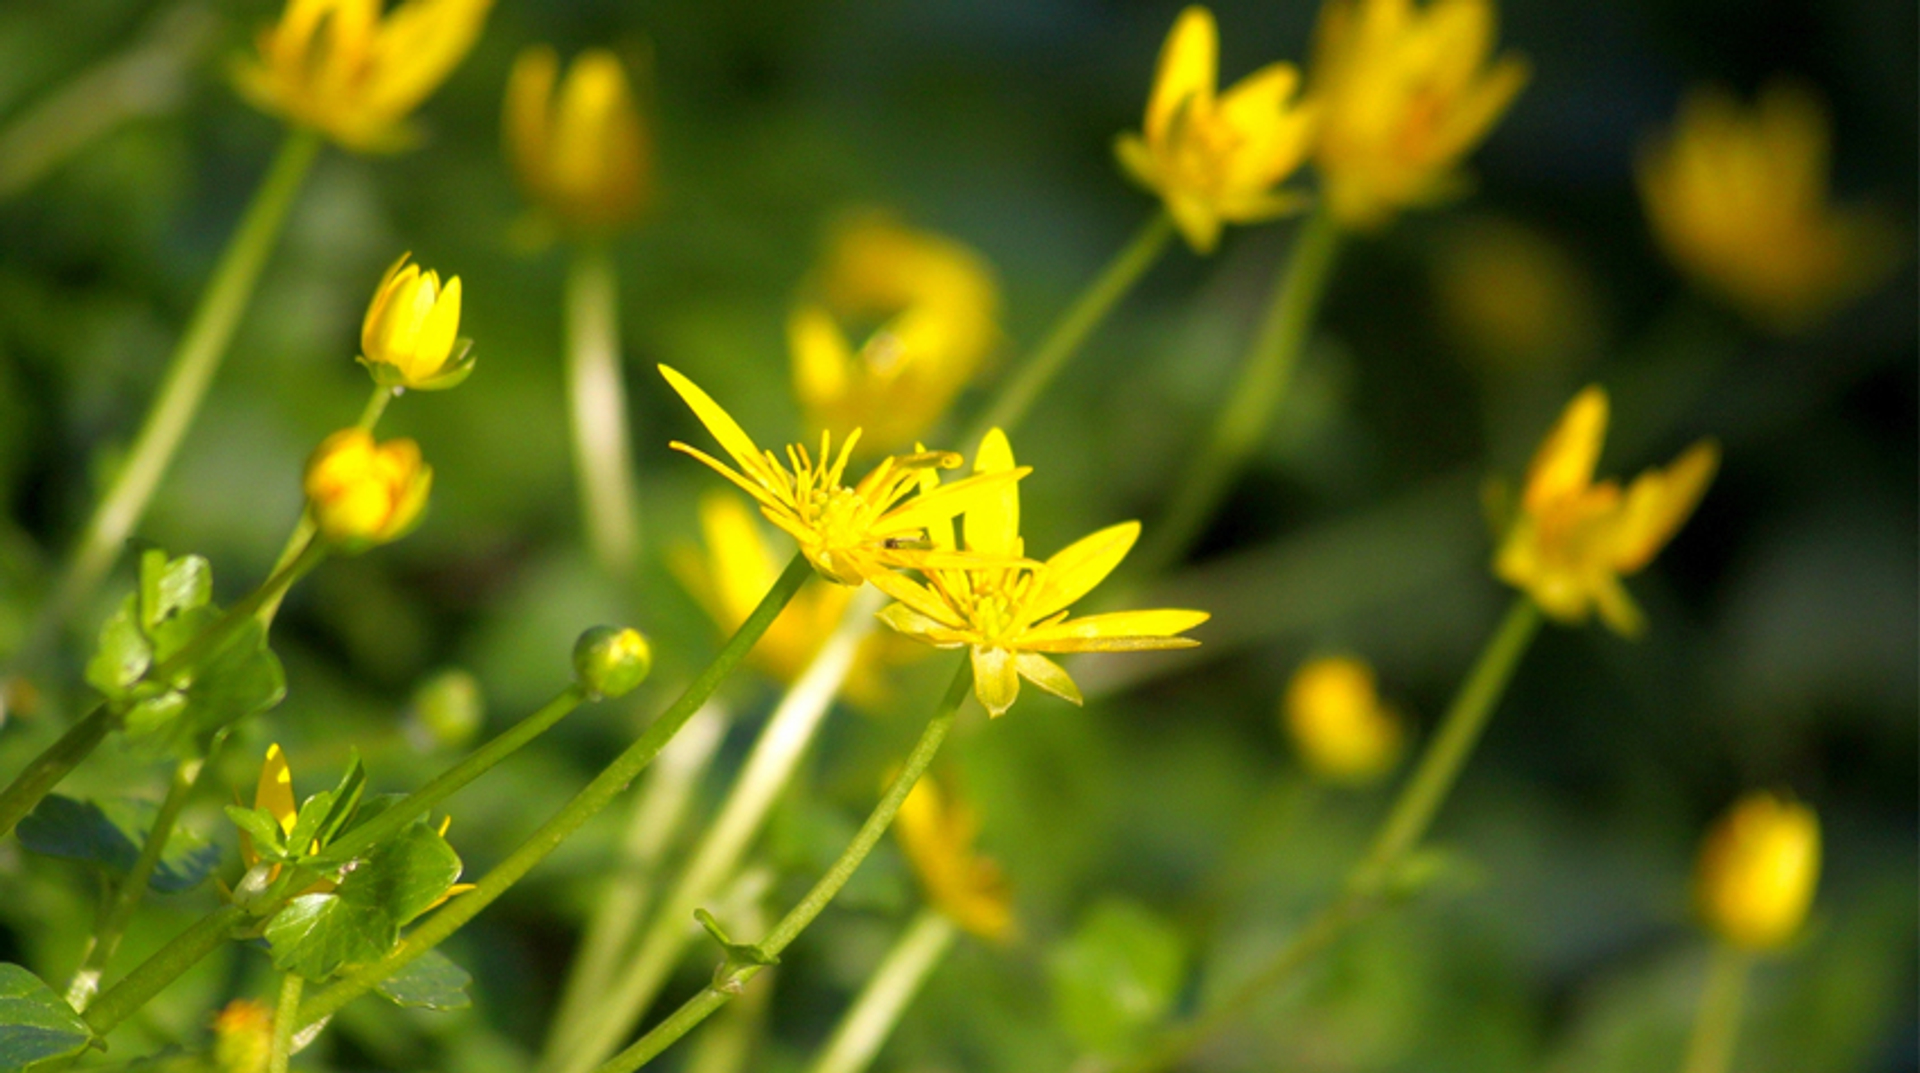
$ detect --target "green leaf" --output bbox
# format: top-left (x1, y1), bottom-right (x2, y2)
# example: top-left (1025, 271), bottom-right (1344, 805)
top-left (1048, 899), bottom-right (1188, 1058)
top-left (350, 822), bottom-right (464, 926)
top-left (142, 551), bottom-right (210, 632)
top-left (283, 791), bottom-right (337, 859)
top-left (310, 754), bottom-right (368, 849)
top-left (225, 805), bottom-right (288, 861)
top-left (263, 892), bottom-right (395, 980)
top-left (85, 596), bottom-right (150, 699)
top-left (374, 950), bottom-right (472, 1010)
top-left (16, 795), bottom-right (220, 893)
top-left (0, 963), bottom-right (95, 1069)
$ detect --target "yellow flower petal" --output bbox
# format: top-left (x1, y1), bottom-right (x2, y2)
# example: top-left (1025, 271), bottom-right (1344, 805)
top-left (1014, 652), bottom-right (1083, 706)
top-left (256, 743), bottom-right (297, 835)
top-left (1611, 439), bottom-right (1719, 573)
top-left (1017, 609), bottom-right (1210, 653)
top-left (659, 365), bottom-right (772, 484)
top-left (971, 646), bottom-right (1021, 718)
top-left (870, 570), bottom-right (970, 632)
top-left (1145, 6), bottom-right (1218, 146)
top-left (964, 429), bottom-right (1021, 557)
top-left (1522, 385), bottom-right (1608, 517)
top-left (1028, 521), bottom-right (1141, 623)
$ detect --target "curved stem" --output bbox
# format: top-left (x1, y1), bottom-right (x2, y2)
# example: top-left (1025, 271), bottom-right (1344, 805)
top-left (566, 241), bottom-right (641, 579)
top-left (803, 908), bottom-right (959, 1073)
top-left (965, 212), bottom-right (1175, 446)
top-left (592, 658), bottom-right (974, 1073)
top-left (84, 904), bottom-right (247, 1035)
top-left (268, 972), bottom-right (304, 1073)
top-left (1680, 944), bottom-right (1751, 1073)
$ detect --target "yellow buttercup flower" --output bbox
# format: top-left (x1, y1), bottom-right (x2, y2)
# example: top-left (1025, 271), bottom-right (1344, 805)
top-left (232, 0), bottom-right (494, 153)
top-left (872, 429), bottom-right (1208, 718)
top-left (791, 214), bottom-right (1002, 454)
top-left (1284, 655), bottom-right (1405, 785)
top-left (304, 428), bottom-right (433, 546)
top-left (358, 253), bottom-right (473, 390)
top-left (1638, 81), bottom-right (1899, 334)
top-left (660, 365), bottom-right (1028, 586)
top-left (1694, 792), bottom-right (1820, 950)
top-left (1492, 386), bottom-right (1717, 637)
top-left (1308, 0), bottom-right (1529, 231)
top-left (1115, 6), bottom-right (1318, 253)
top-left (505, 45), bottom-right (652, 237)
top-left (895, 773), bottom-right (1013, 942)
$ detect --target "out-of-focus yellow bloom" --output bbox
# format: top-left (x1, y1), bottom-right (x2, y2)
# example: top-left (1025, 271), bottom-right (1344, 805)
top-left (504, 45), bottom-right (651, 237)
top-left (873, 429), bottom-right (1207, 718)
top-left (1638, 82), bottom-right (1899, 334)
top-left (232, 0), bottom-right (493, 153)
top-left (358, 253), bottom-right (473, 390)
top-left (1432, 216), bottom-right (1602, 368)
top-left (1283, 655), bottom-right (1405, 785)
top-left (1114, 6), bottom-right (1318, 253)
top-left (1493, 386), bottom-right (1717, 637)
top-left (1308, 0), bottom-right (1528, 231)
top-left (792, 214), bottom-right (1001, 453)
top-left (211, 999), bottom-right (274, 1073)
top-left (660, 365), bottom-right (1028, 586)
top-left (304, 428), bottom-right (432, 546)
top-left (1694, 792), bottom-right (1820, 950)
top-left (895, 773), bottom-right (1013, 942)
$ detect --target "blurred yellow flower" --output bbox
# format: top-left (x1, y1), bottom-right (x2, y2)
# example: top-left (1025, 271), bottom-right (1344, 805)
top-left (872, 429), bottom-right (1207, 718)
top-left (1694, 792), bottom-right (1820, 950)
top-left (660, 365), bottom-right (1028, 586)
top-left (1283, 655), bottom-right (1405, 785)
top-left (232, 0), bottom-right (493, 153)
top-left (1493, 386), bottom-right (1717, 637)
top-left (1308, 0), bottom-right (1528, 231)
top-left (505, 45), bottom-right (652, 238)
top-left (1638, 81), bottom-right (1899, 334)
top-left (358, 252), bottom-right (473, 390)
top-left (211, 999), bottom-right (274, 1073)
top-left (792, 214), bottom-right (1001, 454)
top-left (1431, 216), bottom-right (1602, 369)
top-left (1115, 6), bottom-right (1318, 253)
top-left (895, 773), bottom-right (1013, 942)
top-left (304, 428), bottom-right (433, 546)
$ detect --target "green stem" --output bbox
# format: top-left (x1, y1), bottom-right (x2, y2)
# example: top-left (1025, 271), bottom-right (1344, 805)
top-left (965, 212), bottom-right (1175, 446)
top-left (84, 904), bottom-right (247, 1035)
top-left (257, 384), bottom-right (393, 626)
top-left (268, 972), bottom-right (304, 1073)
top-left (1680, 944), bottom-right (1751, 1073)
top-left (1136, 207), bottom-right (1342, 576)
top-left (803, 908), bottom-right (959, 1073)
top-left (591, 659), bottom-right (974, 1073)
top-left (14, 127), bottom-right (322, 668)
top-left (566, 241), bottom-right (641, 580)
top-left (293, 554), bottom-right (816, 1032)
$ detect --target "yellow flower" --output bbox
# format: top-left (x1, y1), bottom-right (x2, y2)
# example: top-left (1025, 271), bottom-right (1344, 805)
top-left (505, 45), bottom-right (652, 237)
top-left (872, 429), bottom-right (1208, 718)
top-left (1638, 81), bottom-right (1899, 334)
top-left (660, 365), bottom-right (1028, 586)
top-left (238, 743), bottom-right (301, 875)
top-left (1308, 0), bottom-right (1529, 231)
top-left (1492, 386), bottom-right (1718, 637)
top-left (304, 428), bottom-right (433, 546)
top-left (1283, 655), bottom-right (1405, 785)
top-left (358, 253), bottom-right (473, 390)
top-left (1694, 792), bottom-right (1820, 950)
top-left (211, 999), bottom-right (274, 1073)
top-left (791, 213), bottom-right (1002, 454)
top-left (1115, 6), bottom-right (1318, 253)
top-left (232, 0), bottom-right (493, 153)
top-left (895, 773), bottom-right (1013, 942)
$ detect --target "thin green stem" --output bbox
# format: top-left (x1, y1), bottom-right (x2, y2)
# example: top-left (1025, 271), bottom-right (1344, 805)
top-left (566, 241), bottom-right (641, 580)
top-left (965, 212), bottom-right (1175, 446)
top-left (1680, 944), bottom-right (1751, 1073)
top-left (268, 972), bottom-right (304, 1073)
top-left (1136, 207), bottom-right (1342, 576)
top-left (84, 904), bottom-right (247, 1035)
top-left (256, 384), bottom-right (393, 626)
top-left (803, 908), bottom-right (959, 1073)
top-left (14, 127), bottom-right (322, 669)
top-left (293, 554), bottom-right (816, 1032)
top-left (592, 659), bottom-right (973, 1073)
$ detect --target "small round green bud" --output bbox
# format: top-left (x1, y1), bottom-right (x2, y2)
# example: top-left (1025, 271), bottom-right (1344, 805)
top-left (573, 626), bottom-right (652, 699)
top-left (407, 668), bottom-right (485, 751)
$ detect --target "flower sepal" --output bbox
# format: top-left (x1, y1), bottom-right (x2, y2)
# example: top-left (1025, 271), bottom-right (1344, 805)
top-left (358, 336), bottom-right (476, 393)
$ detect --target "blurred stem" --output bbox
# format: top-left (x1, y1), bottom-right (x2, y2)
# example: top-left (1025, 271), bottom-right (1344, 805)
top-left (268, 972), bottom-right (304, 1073)
top-left (84, 904), bottom-right (248, 1035)
top-left (12, 127), bottom-right (322, 673)
top-left (544, 586), bottom-right (884, 1073)
top-left (1680, 944), bottom-right (1751, 1073)
top-left (591, 659), bottom-right (974, 1073)
top-left (257, 384), bottom-right (394, 626)
top-left (802, 909), bottom-right (959, 1073)
top-left (1135, 207), bottom-right (1342, 576)
top-left (293, 554), bottom-right (816, 1034)
top-left (566, 241), bottom-right (642, 580)
top-left (965, 212), bottom-right (1175, 447)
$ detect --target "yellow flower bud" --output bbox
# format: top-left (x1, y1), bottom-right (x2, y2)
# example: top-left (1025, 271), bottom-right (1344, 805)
top-left (358, 253), bottom-right (474, 390)
top-left (505, 45), bottom-right (652, 237)
top-left (303, 429), bottom-right (432, 547)
top-left (572, 626), bottom-right (653, 699)
top-left (211, 999), bottom-right (274, 1073)
top-left (1283, 655), bottom-right (1405, 785)
top-left (1694, 792), bottom-right (1820, 950)
top-left (895, 773), bottom-right (1014, 942)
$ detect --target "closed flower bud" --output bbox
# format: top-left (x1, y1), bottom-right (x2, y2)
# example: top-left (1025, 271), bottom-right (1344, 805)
top-left (359, 253), bottom-right (474, 391)
top-left (304, 429), bottom-right (433, 547)
top-left (573, 626), bottom-right (653, 699)
top-left (211, 999), bottom-right (274, 1073)
top-left (1695, 792), bottom-right (1820, 950)
top-left (1283, 655), bottom-right (1405, 785)
top-left (506, 46), bottom-right (652, 237)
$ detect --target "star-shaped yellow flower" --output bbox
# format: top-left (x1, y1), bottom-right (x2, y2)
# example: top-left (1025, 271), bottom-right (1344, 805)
top-left (1492, 386), bottom-right (1718, 637)
top-left (1116, 6), bottom-right (1319, 253)
top-left (660, 366), bottom-right (1028, 586)
top-left (872, 429), bottom-right (1208, 717)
